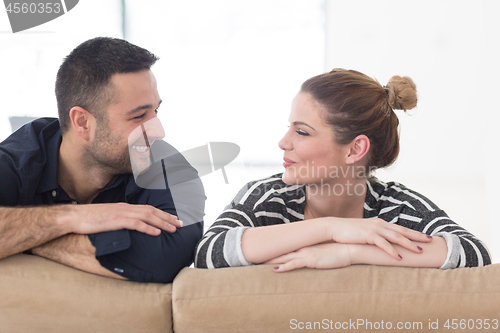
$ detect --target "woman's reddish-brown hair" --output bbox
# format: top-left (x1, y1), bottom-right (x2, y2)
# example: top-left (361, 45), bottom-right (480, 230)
top-left (300, 68), bottom-right (417, 169)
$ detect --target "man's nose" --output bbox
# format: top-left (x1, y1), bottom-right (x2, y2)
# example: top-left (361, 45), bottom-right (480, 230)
top-left (142, 116), bottom-right (165, 141)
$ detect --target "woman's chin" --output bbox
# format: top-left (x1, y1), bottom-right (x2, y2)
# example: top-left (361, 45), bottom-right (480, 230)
top-left (281, 171), bottom-right (302, 185)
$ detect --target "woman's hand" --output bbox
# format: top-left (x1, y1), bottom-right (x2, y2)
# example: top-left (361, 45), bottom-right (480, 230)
top-left (325, 217), bottom-right (432, 261)
top-left (266, 243), bottom-right (352, 272)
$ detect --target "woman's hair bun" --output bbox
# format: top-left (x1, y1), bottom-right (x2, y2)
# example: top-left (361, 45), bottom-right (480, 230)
top-left (385, 75), bottom-right (417, 111)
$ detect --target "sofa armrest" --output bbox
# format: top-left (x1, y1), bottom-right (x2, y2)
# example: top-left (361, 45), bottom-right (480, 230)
top-left (0, 254), bottom-right (173, 333)
top-left (172, 264), bottom-right (500, 333)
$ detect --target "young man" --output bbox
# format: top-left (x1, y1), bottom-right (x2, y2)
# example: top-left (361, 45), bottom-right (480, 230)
top-left (0, 37), bottom-right (205, 283)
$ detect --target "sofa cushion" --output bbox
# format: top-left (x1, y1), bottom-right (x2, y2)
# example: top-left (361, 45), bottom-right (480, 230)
top-left (0, 254), bottom-right (173, 333)
top-left (172, 264), bottom-right (500, 333)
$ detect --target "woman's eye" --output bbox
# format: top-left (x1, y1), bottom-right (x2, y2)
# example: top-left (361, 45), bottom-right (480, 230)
top-left (296, 130), bottom-right (309, 136)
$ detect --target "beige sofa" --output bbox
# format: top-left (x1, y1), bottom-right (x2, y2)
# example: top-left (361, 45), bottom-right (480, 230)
top-left (1, 254), bottom-right (499, 333)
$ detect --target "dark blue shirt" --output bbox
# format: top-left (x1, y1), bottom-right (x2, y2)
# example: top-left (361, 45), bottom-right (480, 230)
top-left (0, 118), bottom-right (205, 283)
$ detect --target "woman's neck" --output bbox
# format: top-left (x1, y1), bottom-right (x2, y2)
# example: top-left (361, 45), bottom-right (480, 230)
top-left (304, 178), bottom-right (367, 220)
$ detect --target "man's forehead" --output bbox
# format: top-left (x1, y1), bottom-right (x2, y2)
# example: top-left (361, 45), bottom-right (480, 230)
top-left (107, 71), bottom-right (159, 101)
top-left (109, 69), bottom-right (156, 86)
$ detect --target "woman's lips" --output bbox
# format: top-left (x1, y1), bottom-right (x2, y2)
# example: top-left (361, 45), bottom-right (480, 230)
top-left (283, 158), bottom-right (296, 168)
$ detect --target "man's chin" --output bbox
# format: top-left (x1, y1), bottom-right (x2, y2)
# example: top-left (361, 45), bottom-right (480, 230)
top-left (131, 159), bottom-right (153, 177)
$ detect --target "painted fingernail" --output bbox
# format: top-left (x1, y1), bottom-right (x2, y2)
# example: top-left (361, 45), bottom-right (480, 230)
top-left (427, 235), bottom-right (433, 239)
top-left (398, 254), bottom-right (403, 260)
top-left (274, 266), bottom-right (280, 271)
top-left (417, 246), bottom-right (423, 251)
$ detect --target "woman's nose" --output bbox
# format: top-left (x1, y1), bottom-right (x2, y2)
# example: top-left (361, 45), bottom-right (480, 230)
top-left (278, 129), bottom-right (292, 151)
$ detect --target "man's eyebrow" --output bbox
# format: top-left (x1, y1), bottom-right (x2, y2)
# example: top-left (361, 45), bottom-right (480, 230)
top-left (126, 100), bottom-right (162, 116)
top-left (292, 121), bottom-right (316, 131)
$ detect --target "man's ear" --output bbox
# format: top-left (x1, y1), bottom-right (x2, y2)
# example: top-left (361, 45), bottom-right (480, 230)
top-left (68, 106), bottom-right (94, 141)
top-left (345, 135), bottom-right (370, 165)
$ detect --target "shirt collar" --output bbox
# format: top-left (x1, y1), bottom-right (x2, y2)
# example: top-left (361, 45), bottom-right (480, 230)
top-left (36, 123), bottom-right (62, 194)
top-left (364, 177), bottom-right (385, 217)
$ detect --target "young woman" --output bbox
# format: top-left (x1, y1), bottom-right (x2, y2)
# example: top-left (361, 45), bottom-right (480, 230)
top-left (195, 69), bottom-right (491, 272)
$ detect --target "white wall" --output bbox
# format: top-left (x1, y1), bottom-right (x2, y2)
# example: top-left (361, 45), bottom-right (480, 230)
top-left (324, 0), bottom-right (500, 262)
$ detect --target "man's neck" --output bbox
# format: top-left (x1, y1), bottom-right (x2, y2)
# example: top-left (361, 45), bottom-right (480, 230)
top-left (58, 136), bottom-right (117, 204)
top-left (304, 178), bottom-right (367, 220)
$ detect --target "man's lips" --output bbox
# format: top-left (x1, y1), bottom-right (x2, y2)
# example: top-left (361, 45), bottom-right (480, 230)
top-left (130, 124), bottom-right (153, 157)
top-left (130, 141), bottom-right (153, 157)
top-left (283, 158), bottom-right (296, 168)
top-left (131, 145), bottom-right (149, 153)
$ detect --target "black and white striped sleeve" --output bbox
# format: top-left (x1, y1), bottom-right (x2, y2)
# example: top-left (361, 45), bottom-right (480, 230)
top-left (194, 204), bottom-right (256, 268)
top-left (370, 181), bottom-right (492, 269)
top-left (195, 175), bottom-right (289, 269)
top-left (418, 210), bottom-right (491, 268)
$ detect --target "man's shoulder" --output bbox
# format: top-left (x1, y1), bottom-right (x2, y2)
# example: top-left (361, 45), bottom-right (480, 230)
top-left (1, 117), bottom-right (59, 151)
top-left (0, 117), bottom-right (60, 166)
top-left (0, 118), bottom-right (60, 205)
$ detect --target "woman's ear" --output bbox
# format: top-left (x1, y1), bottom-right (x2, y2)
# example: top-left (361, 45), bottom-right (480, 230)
top-left (345, 135), bottom-right (370, 165)
top-left (68, 106), bottom-right (94, 141)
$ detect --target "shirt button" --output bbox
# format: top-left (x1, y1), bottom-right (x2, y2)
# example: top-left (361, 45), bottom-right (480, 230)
top-left (51, 190), bottom-right (57, 198)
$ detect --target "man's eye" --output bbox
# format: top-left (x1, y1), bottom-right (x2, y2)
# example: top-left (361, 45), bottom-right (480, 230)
top-left (134, 113), bottom-right (146, 120)
top-left (154, 108), bottom-right (159, 114)
top-left (296, 130), bottom-right (309, 136)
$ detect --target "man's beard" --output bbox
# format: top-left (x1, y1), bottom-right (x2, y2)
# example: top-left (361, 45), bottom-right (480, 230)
top-left (84, 124), bottom-right (132, 175)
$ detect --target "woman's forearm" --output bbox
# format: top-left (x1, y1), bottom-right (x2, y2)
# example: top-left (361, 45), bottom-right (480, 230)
top-left (241, 217), bottom-right (434, 265)
top-left (348, 236), bottom-right (448, 268)
top-left (241, 217), bottom-right (435, 265)
top-left (241, 219), bottom-right (330, 264)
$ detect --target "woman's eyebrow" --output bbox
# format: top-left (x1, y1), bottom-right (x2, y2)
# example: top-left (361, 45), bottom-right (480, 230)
top-left (292, 121), bottom-right (316, 131)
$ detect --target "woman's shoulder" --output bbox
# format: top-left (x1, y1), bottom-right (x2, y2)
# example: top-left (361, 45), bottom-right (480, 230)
top-left (366, 176), bottom-right (441, 213)
top-left (227, 173), bottom-right (305, 208)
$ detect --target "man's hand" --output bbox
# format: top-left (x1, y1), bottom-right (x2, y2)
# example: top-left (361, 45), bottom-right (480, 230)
top-left (67, 203), bottom-right (183, 236)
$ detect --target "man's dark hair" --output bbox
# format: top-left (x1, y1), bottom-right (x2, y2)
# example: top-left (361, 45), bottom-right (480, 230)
top-left (55, 37), bottom-right (159, 134)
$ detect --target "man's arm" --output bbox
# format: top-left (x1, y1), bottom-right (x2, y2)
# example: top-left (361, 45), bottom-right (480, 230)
top-left (0, 203), bottom-right (182, 260)
top-left (26, 218), bottom-right (202, 283)
top-left (85, 161), bottom-right (206, 283)
top-left (92, 223), bottom-right (203, 283)
top-left (31, 233), bottom-right (126, 279)
top-left (0, 206), bottom-right (72, 260)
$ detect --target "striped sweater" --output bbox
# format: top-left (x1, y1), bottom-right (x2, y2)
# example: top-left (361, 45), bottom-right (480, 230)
top-left (195, 174), bottom-right (491, 269)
